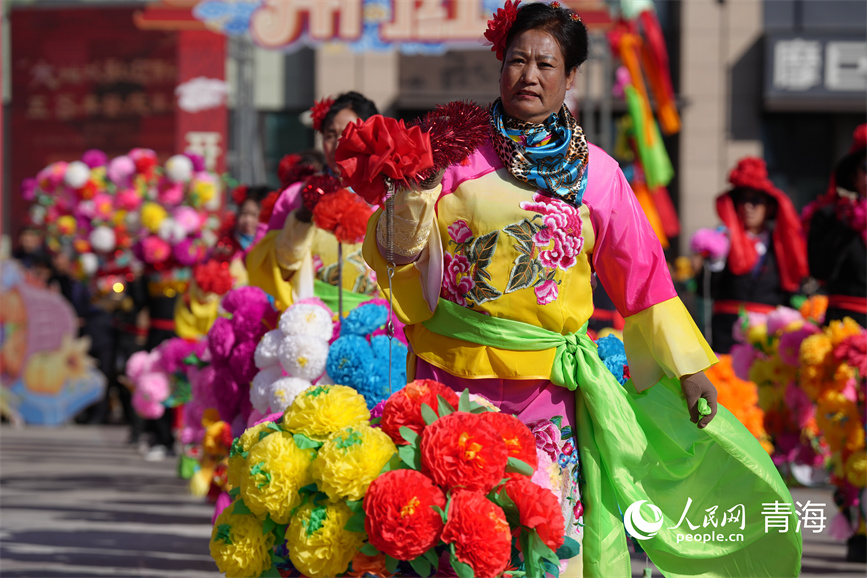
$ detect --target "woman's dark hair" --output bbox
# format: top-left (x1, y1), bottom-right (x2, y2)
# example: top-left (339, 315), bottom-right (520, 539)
top-left (244, 185), bottom-right (271, 205)
top-left (505, 2), bottom-right (589, 71)
top-left (322, 91), bottom-right (379, 132)
top-left (835, 148), bottom-right (866, 193)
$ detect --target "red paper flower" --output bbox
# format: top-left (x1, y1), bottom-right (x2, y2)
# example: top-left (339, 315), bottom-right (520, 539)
top-left (302, 174), bottom-right (341, 212)
top-left (193, 260), bottom-right (234, 296)
top-left (420, 412), bottom-right (508, 493)
top-left (484, 0), bottom-right (521, 61)
top-left (231, 185), bottom-right (248, 206)
top-left (312, 188), bottom-right (374, 244)
top-left (363, 469), bottom-right (446, 560)
top-left (441, 490), bottom-right (512, 578)
top-left (278, 153), bottom-right (301, 184)
top-left (258, 191), bottom-right (280, 224)
top-left (381, 380), bottom-right (460, 445)
top-left (335, 115), bottom-right (434, 206)
top-left (504, 477), bottom-right (565, 552)
top-left (480, 412), bottom-right (538, 478)
top-left (310, 96), bottom-right (335, 132)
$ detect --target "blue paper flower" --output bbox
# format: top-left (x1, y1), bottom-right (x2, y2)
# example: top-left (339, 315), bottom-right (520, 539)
top-left (596, 335), bottom-right (629, 386)
top-left (325, 335), bottom-right (373, 387)
top-left (341, 303), bottom-right (388, 337)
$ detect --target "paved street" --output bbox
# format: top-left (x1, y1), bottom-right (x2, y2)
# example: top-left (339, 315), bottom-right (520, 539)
top-left (0, 424), bottom-right (865, 578)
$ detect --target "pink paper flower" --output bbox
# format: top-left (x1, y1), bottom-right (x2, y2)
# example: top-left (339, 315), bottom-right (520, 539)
top-left (778, 324), bottom-right (820, 366)
top-left (689, 228), bottom-right (730, 260)
top-left (116, 189), bottom-right (142, 211)
top-left (766, 307), bottom-right (802, 336)
top-left (730, 344), bottom-right (758, 380)
top-left (159, 182), bottom-right (185, 206)
top-left (784, 383), bottom-right (814, 429)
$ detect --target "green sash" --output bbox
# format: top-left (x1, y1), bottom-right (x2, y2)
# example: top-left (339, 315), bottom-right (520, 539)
top-left (422, 298), bottom-right (802, 578)
top-left (312, 279), bottom-right (371, 314)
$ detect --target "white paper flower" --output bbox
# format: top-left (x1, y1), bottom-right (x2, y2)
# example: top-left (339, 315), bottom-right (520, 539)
top-left (278, 303), bottom-right (333, 341)
top-left (250, 365), bottom-right (283, 414)
top-left (254, 329), bottom-right (284, 369)
top-left (165, 154), bottom-right (194, 183)
top-left (79, 253), bottom-right (99, 276)
top-left (200, 229), bottom-right (217, 248)
top-left (89, 226), bottom-right (116, 253)
top-left (64, 161), bottom-right (91, 189)
top-left (157, 218), bottom-right (187, 244)
top-left (30, 205), bottom-right (46, 226)
top-left (278, 335), bottom-right (328, 381)
top-left (268, 377), bottom-right (312, 413)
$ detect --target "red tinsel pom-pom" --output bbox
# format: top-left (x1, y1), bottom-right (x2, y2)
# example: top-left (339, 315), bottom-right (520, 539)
top-left (310, 96), bottom-right (335, 132)
top-left (483, 0), bottom-right (521, 61)
top-left (301, 174), bottom-right (341, 212)
top-left (277, 154), bottom-right (301, 186)
top-left (409, 101), bottom-right (491, 180)
top-left (258, 191), bottom-right (280, 224)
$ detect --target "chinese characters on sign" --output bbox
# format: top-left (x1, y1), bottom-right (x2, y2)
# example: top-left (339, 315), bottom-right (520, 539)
top-left (21, 58), bottom-right (177, 122)
top-left (773, 38), bottom-right (822, 91)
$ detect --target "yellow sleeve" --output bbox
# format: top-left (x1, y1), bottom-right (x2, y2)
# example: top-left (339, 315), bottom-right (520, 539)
top-left (174, 283), bottom-right (220, 339)
top-left (623, 296), bottom-right (717, 391)
top-left (245, 230), bottom-right (295, 311)
top-left (362, 209), bottom-right (441, 326)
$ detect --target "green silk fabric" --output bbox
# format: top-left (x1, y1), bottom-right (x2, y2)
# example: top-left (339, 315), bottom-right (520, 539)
top-left (312, 279), bottom-right (371, 315)
top-left (422, 298), bottom-right (802, 577)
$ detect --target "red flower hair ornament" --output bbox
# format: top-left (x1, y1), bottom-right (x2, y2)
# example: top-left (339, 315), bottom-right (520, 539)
top-left (310, 96), bottom-right (335, 132)
top-left (484, 0), bottom-right (521, 61)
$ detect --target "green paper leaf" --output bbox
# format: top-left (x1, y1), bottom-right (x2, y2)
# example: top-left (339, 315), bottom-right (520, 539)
top-left (437, 394), bottom-right (455, 417)
top-left (506, 457), bottom-right (534, 476)
top-left (399, 426), bottom-right (419, 445)
top-left (344, 509), bottom-right (366, 533)
top-left (272, 523), bottom-right (288, 542)
top-left (293, 433), bottom-right (323, 450)
top-left (469, 405), bottom-right (491, 414)
top-left (346, 499), bottom-right (364, 513)
top-left (232, 499), bottom-right (251, 516)
top-left (265, 422), bottom-right (283, 433)
top-left (380, 452), bottom-right (402, 474)
top-left (431, 505), bottom-right (447, 524)
top-left (422, 547), bottom-right (439, 567)
top-left (409, 554), bottom-right (432, 577)
top-left (458, 389), bottom-right (471, 413)
top-left (298, 483), bottom-right (319, 495)
top-left (262, 514), bottom-right (276, 535)
top-left (399, 443), bottom-right (421, 470)
top-left (385, 554), bottom-right (399, 574)
top-left (258, 564), bottom-right (281, 578)
top-left (449, 548), bottom-right (475, 578)
top-left (228, 487), bottom-right (240, 498)
top-left (360, 542), bottom-right (380, 556)
top-left (555, 536), bottom-right (581, 560)
top-left (420, 403), bottom-right (438, 425)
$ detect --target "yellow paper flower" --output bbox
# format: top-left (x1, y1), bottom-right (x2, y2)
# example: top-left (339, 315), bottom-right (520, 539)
top-left (846, 427), bottom-right (865, 454)
top-left (845, 451), bottom-right (867, 488)
top-left (748, 358), bottom-right (775, 388)
top-left (283, 385), bottom-right (370, 441)
top-left (228, 421), bottom-right (277, 489)
top-left (746, 324), bottom-right (768, 347)
top-left (286, 501), bottom-right (365, 578)
top-left (831, 363), bottom-right (856, 392)
top-left (311, 425), bottom-right (397, 501)
top-left (210, 503), bottom-right (275, 578)
top-left (827, 317), bottom-right (862, 347)
top-left (240, 431), bottom-right (314, 524)
top-left (816, 392), bottom-right (860, 451)
top-left (57, 215), bottom-right (77, 236)
top-left (141, 202), bottom-right (168, 232)
top-left (799, 333), bottom-right (832, 367)
top-left (203, 420), bottom-right (231, 457)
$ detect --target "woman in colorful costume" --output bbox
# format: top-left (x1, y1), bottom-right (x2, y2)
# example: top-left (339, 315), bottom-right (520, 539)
top-left (804, 124), bottom-right (867, 326)
top-left (360, 2), bottom-right (801, 576)
top-left (705, 157), bottom-right (808, 352)
top-left (246, 92), bottom-right (380, 312)
top-left (174, 185), bottom-right (270, 339)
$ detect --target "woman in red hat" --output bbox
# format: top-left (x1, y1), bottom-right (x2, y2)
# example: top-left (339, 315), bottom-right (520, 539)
top-left (707, 157), bottom-right (808, 352)
top-left (804, 124), bottom-right (867, 326)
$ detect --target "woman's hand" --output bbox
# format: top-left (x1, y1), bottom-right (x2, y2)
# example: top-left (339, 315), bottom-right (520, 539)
top-left (680, 371), bottom-right (718, 429)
